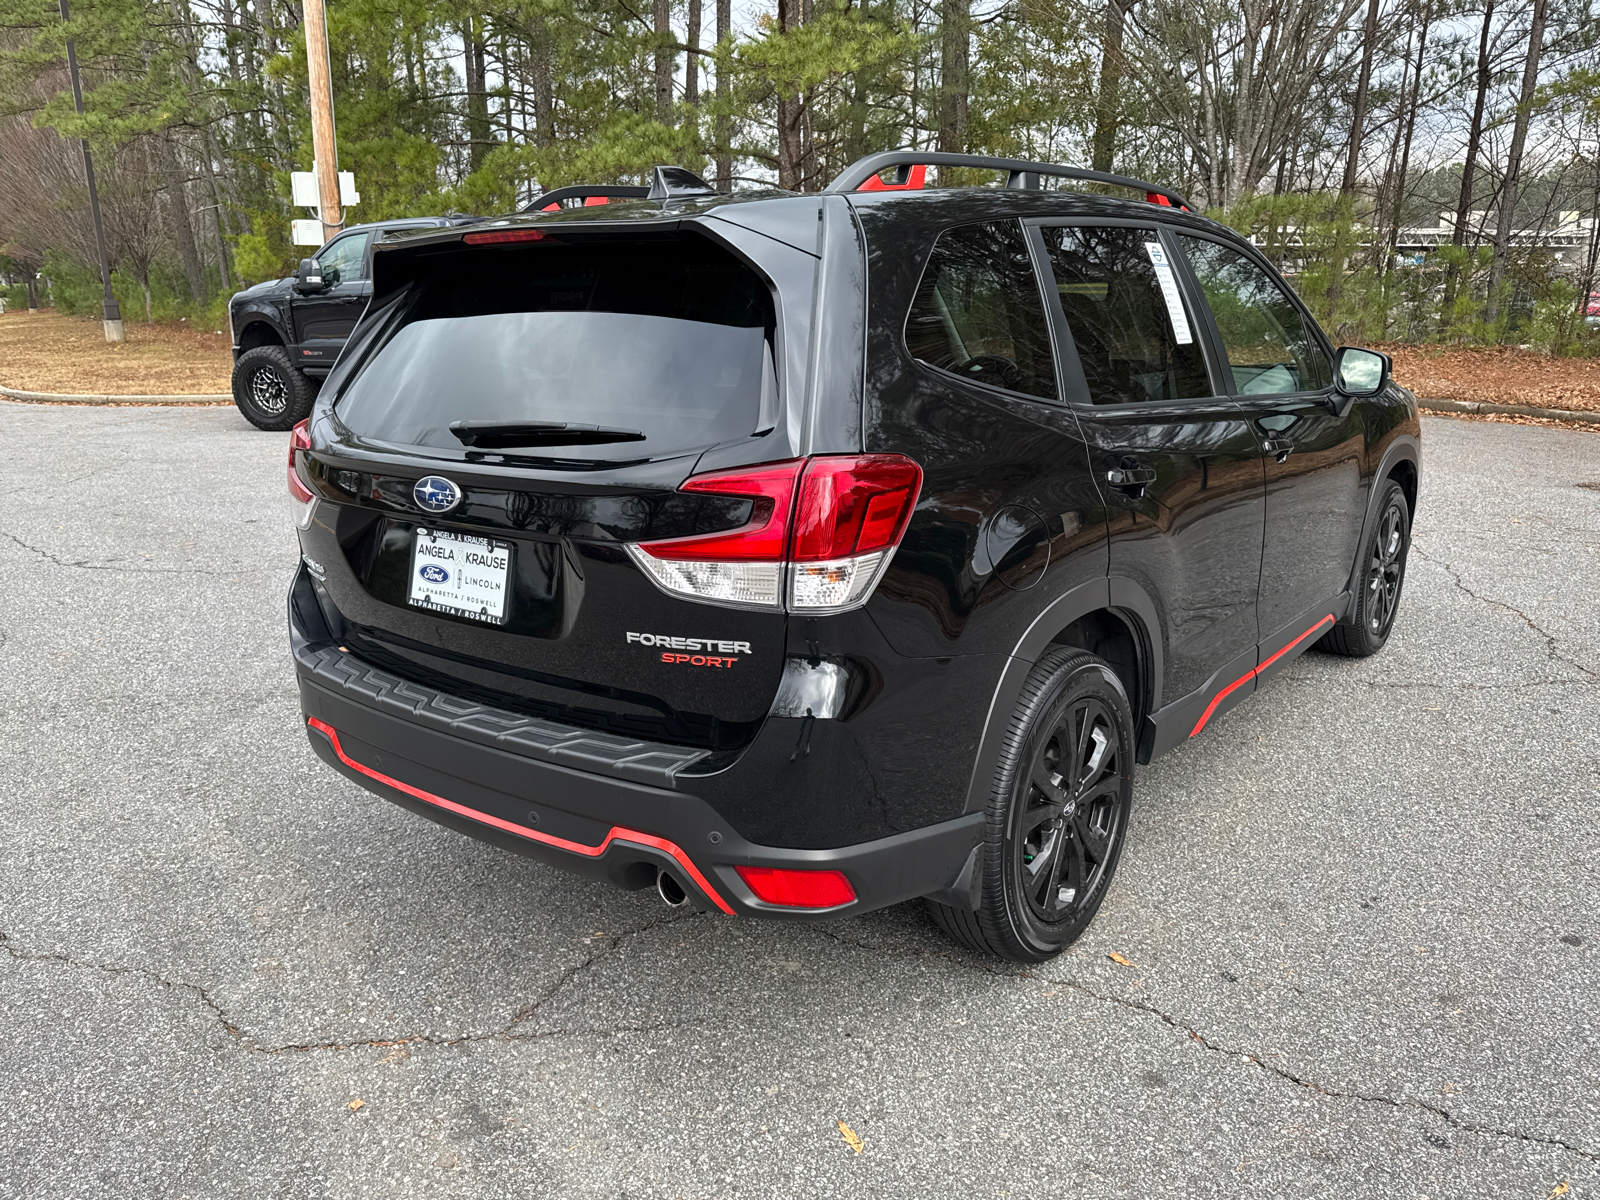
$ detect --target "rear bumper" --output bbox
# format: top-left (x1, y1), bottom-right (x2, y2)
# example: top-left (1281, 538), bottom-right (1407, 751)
top-left (290, 566), bottom-right (982, 919)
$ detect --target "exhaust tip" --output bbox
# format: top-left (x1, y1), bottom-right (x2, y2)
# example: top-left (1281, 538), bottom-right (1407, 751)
top-left (656, 869), bottom-right (689, 907)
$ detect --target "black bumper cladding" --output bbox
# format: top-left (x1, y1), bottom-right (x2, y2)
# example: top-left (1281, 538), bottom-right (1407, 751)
top-left (289, 565), bottom-right (983, 919)
top-left (305, 715), bottom-right (737, 913)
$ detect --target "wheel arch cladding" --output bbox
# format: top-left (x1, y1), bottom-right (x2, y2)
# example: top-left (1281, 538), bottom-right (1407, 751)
top-left (237, 319), bottom-right (286, 352)
top-left (1386, 456), bottom-right (1418, 518)
top-left (962, 578), bottom-right (1163, 813)
top-left (1046, 609), bottom-right (1149, 729)
top-left (1344, 437), bottom-right (1420, 596)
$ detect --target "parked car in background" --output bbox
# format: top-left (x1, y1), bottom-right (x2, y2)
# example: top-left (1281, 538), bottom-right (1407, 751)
top-left (227, 216), bottom-right (480, 429)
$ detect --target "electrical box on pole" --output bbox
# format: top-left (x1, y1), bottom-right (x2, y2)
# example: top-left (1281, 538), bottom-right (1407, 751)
top-left (289, 170), bottom-right (357, 249)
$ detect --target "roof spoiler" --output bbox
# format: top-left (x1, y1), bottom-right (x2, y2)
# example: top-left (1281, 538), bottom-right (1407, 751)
top-left (823, 151), bottom-right (1193, 211)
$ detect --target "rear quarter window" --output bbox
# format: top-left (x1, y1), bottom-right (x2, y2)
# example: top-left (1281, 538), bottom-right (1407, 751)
top-left (904, 221), bottom-right (1057, 400)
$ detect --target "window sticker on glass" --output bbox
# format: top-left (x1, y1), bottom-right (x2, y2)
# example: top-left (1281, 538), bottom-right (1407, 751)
top-left (1143, 242), bottom-right (1193, 345)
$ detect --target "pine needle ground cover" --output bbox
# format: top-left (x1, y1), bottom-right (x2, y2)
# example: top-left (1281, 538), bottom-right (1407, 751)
top-left (0, 309), bottom-right (232, 395)
top-left (1381, 343), bottom-right (1600, 414)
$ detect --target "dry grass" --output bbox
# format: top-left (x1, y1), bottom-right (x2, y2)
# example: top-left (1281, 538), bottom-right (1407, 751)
top-left (1379, 343), bottom-right (1600, 414)
top-left (0, 308), bottom-right (233, 395)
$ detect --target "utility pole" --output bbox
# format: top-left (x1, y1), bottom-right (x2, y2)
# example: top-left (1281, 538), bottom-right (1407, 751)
top-left (302, 0), bottom-right (342, 242)
top-left (58, 0), bottom-right (123, 343)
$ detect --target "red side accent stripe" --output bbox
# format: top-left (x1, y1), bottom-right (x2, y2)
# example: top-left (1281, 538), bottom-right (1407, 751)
top-left (1188, 615), bottom-right (1336, 738)
top-left (306, 717), bottom-right (736, 914)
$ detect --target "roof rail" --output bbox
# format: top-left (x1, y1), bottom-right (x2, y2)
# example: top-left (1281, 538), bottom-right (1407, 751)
top-left (824, 151), bottom-right (1193, 212)
top-left (521, 185), bottom-right (650, 214)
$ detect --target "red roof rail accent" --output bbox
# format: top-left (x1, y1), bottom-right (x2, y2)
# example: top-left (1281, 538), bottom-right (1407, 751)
top-left (826, 151), bottom-right (1193, 210)
top-left (857, 164), bottom-right (927, 192)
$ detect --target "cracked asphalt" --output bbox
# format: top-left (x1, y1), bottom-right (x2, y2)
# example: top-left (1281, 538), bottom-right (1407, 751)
top-left (2, 403), bottom-right (1597, 1199)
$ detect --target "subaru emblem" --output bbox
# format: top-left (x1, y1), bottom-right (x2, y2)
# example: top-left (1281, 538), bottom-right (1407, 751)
top-left (413, 476), bottom-right (462, 513)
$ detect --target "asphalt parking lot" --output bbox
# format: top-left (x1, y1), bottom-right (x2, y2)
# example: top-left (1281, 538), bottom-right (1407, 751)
top-left (2, 404), bottom-right (1597, 1199)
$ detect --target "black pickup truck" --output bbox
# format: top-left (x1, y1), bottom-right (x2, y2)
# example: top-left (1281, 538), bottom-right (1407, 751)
top-left (227, 216), bottom-right (480, 429)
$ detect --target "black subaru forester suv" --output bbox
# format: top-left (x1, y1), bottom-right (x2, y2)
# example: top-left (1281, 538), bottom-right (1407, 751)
top-left (287, 153), bottom-right (1420, 963)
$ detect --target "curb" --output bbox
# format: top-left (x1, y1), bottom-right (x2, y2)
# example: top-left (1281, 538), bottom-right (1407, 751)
top-left (0, 383), bottom-right (230, 406)
top-left (1417, 397), bottom-right (1600, 426)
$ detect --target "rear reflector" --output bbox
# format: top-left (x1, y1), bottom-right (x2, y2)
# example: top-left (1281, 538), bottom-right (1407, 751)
top-left (629, 455), bottom-right (922, 613)
top-left (463, 228), bottom-right (550, 245)
top-left (735, 866), bottom-right (856, 908)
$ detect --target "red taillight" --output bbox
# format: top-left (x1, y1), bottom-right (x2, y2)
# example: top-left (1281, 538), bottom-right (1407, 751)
top-left (645, 459), bottom-right (805, 562)
top-left (791, 456), bottom-right (922, 561)
top-left (736, 866), bottom-right (856, 908)
top-left (288, 419), bottom-right (313, 504)
top-left (463, 228), bottom-right (550, 245)
top-left (628, 454), bottom-right (922, 612)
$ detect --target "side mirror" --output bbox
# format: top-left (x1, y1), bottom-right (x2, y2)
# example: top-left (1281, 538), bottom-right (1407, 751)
top-left (293, 258), bottom-right (326, 293)
top-left (1334, 346), bottom-right (1391, 398)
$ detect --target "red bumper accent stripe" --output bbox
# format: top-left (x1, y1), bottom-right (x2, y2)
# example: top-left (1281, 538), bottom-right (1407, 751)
top-left (1188, 615), bottom-right (1336, 738)
top-left (306, 717), bottom-right (736, 915)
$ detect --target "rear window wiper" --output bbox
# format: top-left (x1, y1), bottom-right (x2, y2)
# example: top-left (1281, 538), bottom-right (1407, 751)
top-left (449, 421), bottom-right (647, 448)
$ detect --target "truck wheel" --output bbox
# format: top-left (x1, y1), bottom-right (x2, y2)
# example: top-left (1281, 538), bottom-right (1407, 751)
top-left (928, 647), bottom-right (1135, 963)
top-left (232, 345), bottom-right (315, 431)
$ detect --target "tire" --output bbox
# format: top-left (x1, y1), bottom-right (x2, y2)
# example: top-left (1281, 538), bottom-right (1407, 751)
top-left (1317, 479), bottom-right (1411, 658)
top-left (928, 648), bottom-right (1135, 963)
top-left (232, 344), bottom-right (315, 431)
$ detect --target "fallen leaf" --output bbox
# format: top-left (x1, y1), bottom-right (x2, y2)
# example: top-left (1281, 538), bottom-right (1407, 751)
top-left (1108, 951), bottom-right (1136, 967)
top-left (836, 1120), bottom-right (864, 1154)
top-left (1549, 1184), bottom-right (1568, 1198)
top-left (347, 1099), bottom-right (365, 1111)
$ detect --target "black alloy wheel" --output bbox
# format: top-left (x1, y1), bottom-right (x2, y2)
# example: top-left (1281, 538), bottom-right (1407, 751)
top-left (1016, 694), bottom-right (1124, 925)
top-left (929, 648), bottom-right (1134, 962)
top-left (1318, 478), bottom-right (1411, 658)
top-left (231, 344), bottom-right (315, 431)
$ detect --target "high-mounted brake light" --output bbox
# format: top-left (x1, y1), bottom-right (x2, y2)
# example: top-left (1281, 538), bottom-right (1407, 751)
top-left (627, 455), bottom-right (922, 613)
top-left (462, 228), bottom-right (550, 245)
top-left (736, 866), bottom-right (856, 908)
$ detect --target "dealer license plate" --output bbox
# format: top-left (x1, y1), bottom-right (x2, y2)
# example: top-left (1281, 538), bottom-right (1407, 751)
top-left (408, 527), bottom-right (514, 625)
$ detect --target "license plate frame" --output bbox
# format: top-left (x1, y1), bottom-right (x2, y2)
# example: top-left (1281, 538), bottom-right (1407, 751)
top-left (407, 527), bottom-right (515, 626)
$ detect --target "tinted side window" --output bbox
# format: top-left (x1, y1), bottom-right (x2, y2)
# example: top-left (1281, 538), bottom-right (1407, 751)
top-left (905, 221), bottom-right (1056, 400)
top-left (1039, 225), bottom-right (1211, 406)
top-left (1177, 237), bottom-right (1331, 394)
top-left (319, 232), bottom-right (370, 284)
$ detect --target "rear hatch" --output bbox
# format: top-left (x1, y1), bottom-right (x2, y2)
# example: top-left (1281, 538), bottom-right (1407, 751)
top-left (299, 226), bottom-right (792, 753)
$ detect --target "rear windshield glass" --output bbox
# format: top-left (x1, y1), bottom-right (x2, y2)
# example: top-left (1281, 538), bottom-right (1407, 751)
top-left (335, 235), bottom-right (776, 458)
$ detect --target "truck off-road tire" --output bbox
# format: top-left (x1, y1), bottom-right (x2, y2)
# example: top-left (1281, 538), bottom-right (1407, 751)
top-left (232, 345), bottom-right (315, 431)
top-left (929, 647), bottom-right (1135, 963)
top-left (1317, 479), bottom-right (1411, 658)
